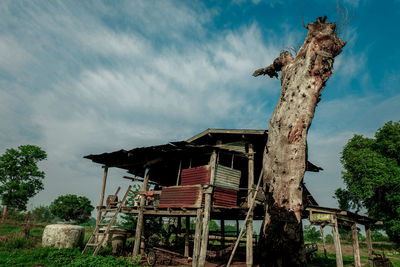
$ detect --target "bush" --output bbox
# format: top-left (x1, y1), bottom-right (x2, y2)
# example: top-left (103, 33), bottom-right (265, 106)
top-left (50, 194), bottom-right (94, 223)
top-left (0, 235), bottom-right (33, 249)
top-left (303, 224), bottom-right (321, 242)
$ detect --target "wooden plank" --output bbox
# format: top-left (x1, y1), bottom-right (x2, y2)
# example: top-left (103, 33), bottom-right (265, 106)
top-left (176, 160), bottom-right (182, 186)
top-left (193, 208), bottom-right (203, 267)
top-left (133, 168), bottom-right (149, 256)
top-left (246, 144), bottom-right (254, 267)
top-left (365, 225), bottom-right (373, 267)
top-left (198, 150), bottom-right (217, 267)
top-left (332, 216), bottom-right (343, 267)
top-left (96, 167), bottom-right (108, 225)
top-left (320, 226), bottom-right (327, 258)
top-left (351, 223), bottom-right (361, 267)
top-left (184, 216), bottom-right (190, 257)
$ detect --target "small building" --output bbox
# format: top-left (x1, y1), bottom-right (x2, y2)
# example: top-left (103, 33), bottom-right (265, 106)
top-left (84, 128), bottom-right (380, 267)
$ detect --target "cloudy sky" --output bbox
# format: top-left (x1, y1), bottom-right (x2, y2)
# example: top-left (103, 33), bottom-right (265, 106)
top-left (1, 0), bottom-right (399, 213)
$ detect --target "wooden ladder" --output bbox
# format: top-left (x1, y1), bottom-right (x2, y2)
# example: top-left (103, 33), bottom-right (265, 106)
top-left (82, 185), bottom-right (131, 256)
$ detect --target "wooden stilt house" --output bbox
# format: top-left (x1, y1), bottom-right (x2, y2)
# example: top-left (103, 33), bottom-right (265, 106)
top-left (83, 128), bottom-right (380, 266)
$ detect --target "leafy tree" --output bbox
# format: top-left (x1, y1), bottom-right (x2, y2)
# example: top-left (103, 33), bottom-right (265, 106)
top-left (0, 145), bottom-right (47, 219)
top-left (49, 194), bottom-right (94, 223)
top-left (303, 224), bottom-right (321, 242)
top-left (335, 121), bottom-right (400, 244)
top-left (31, 205), bottom-right (55, 223)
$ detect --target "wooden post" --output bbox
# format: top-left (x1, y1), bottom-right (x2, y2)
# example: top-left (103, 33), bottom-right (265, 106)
top-left (332, 217), bottom-right (343, 267)
top-left (236, 220), bottom-right (240, 237)
top-left (198, 150), bottom-right (217, 267)
top-left (246, 144), bottom-right (254, 267)
top-left (365, 225), bottom-right (373, 267)
top-left (1, 205), bottom-right (7, 222)
top-left (351, 223), bottom-right (361, 267)
top-left (193, 208), bottom-right (203, 267)
top-left (320, 225), bottom-right (327, 258)
top-left (221, 219), bottom-right (225, 247)
top-left (133, 168), bottom-right (150, 256)
top-left (176, 160), bottom-right (182, 186)
top-left (177, 217), bottom-right (182, 237)
top-left (185, 216), bottom-right (190, 257)
top-left (96, 166), bottom-right (108, 224)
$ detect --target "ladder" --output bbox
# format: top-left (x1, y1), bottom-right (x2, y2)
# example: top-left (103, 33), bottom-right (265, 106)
top-left (82, 185), bottom-right (132, 256)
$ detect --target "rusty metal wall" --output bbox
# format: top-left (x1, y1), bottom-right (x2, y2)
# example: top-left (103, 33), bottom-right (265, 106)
top-left (159, 185), bottom-right (202, 208)
top-left (213, 187), bottom-right (237, 207)
top-left (180, 165), bottom-right (211, 186)
top-left (214, 164), bottom-right (241, 191)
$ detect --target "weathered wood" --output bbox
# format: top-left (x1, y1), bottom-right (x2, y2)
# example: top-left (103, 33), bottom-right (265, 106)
top-left (185, 216), bottom-right (190, 257)
top-left (133, 168), bottom-right (150, 256)
top-left (198, 150), bottom-right (217, 267)
top-left (365, 225), bottom-right (373, 267)
top-left (255, 17), bottom-right (345, 266)
top-left (96, 167), bottom-right (108, 225)
top-left (246, 143), bottom-right (254, 267)
top-left (320, 225), bottom-right (327, 258)
top-left (221, 219), bottom-right (225, 247)
top-left (193, 208), bottom-right (203, 267)
top-left (1, 205), bottom-right (7, 222)
top-left (351, 223), bottom-right (361, 267)
top-left (332, 217), bottom-right (343, 267)
top-left (176, 160), bottom-right (182, 186)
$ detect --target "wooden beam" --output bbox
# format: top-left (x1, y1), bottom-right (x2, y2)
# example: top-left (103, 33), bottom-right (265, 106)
top-left (221, 219), bottom-right (225, 247)
top-left (96, 167), bottom-right (108, 225)
top-left (193, 208), bottom-right (203, 267)
top-left (351, 223), bottom-right (361, 267)
top-left (133, 168), bottom-right (149, 256)
top-left (184, 216), bottom-right (190, 257)
top-left (198, 150), bottom-right (217, 267)
top-left (176, 160), bottom-right (182, 186)
top-left (365, 225), bottom-right (373, 267)
top-left (332, 216), bottom-right (343, 267)
top-left (320, 226), bottom-right (327, 258)
top-left (246, 143), bottom-right (254, 267)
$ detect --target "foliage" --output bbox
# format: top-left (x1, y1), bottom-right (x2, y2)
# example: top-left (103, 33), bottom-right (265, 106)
top-left (303, 224), bottom-right (321, 242)
top-left (0, 223), bottom-right (21, 236)
top-left (50, 194), bottom-right (94, 223)
top-left (0, 145), bottom-right (47, 211)
top-left (31, 205), bottom-right (55, 223)
top-left (119, 184), bottom-right (140, 230)
top-left (325, 234), bottom-right (333, 244)
top-left (371, 230), bottom-right (390, 242)
top-left (335, 121), bottom-right (400, 244)
top-left (0, 235), bottom-right (33, 249)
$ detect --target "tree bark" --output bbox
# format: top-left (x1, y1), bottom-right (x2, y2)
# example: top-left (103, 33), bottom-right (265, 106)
top-left (254, 17), bottom-right (345, 266)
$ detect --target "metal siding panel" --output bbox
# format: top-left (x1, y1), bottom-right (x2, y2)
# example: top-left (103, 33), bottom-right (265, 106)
top-left (214, 164), bottom-right (241, 191)
top-left (213, 187), bottom-right (237, 207)
top-left (159, 185), bottom-right (202, 208)
top-left (181, 165), bottom-right (211, 186)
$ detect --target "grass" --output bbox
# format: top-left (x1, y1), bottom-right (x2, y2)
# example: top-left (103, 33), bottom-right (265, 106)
top-left (0, 223), bottom-right (22, 236)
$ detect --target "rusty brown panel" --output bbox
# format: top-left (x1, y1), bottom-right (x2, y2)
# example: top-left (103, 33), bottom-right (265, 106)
top-left (159, 185), bottom-right (202, 208)
top-left (180, 165), bottom-right (211, 186)
top-left (213, 187), bottom-right (237, 207)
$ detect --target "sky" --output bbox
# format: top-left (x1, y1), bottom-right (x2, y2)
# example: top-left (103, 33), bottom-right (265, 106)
top-left (0, 0), bottom-right (399, 215)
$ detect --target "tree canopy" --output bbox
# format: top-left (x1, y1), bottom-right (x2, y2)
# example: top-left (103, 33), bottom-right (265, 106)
top-left (0, 145), bottom-right (47, 211)
top-left (335, 121), bottom-right (400, 244)
top-left (50, 194), bottom-right (94, 223)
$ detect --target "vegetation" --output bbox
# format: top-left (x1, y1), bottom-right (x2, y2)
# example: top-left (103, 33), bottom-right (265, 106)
top-left (335, 121), bottom-right (400, 244)
top-left (31, 205), bottom-right (55, 223)
top-left (49, 194), bottom-right (94, 223)
top-left (0, 145), bottom-right (47, 217)
top-left (303, 224), bottom-right (321, 242)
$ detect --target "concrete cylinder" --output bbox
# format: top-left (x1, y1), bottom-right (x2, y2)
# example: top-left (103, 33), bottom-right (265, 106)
top-left (42, 224), bottom-right (84, 248)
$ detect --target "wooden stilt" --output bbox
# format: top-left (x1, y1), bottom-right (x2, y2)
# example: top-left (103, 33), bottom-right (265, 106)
top-left (365, 225), bottom-right (373, 267)
top-left (185, 216), bottom-right (190, 257)
top-left (96, 166), bottom-right (108, 225)
top-left (236, 220), bottom-right (240, 237)
top-left (351, 223), bottom-right (361, 267)
top-left (133, 168), bottom-right (150, 256)
top-left (198, 150), bottom-right (217, 267)
top-left (320, 225), bottom-right (327, 258)
top-left (221, 219), bottom-right (225, 247)
top-left (193, 208), bottom-right (203, 267)
top-left (332, 217), bottom-right (343, 267)
top-left (176, 160), bottom-right (182, 186)
top-left (246, 144), bottom-right (254, 267)
top-left (177, 217), bottom-right (182, 237)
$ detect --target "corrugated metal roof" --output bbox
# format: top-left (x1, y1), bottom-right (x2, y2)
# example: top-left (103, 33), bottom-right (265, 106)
top-left (214, 164), bottom-right (241, 191)
top-left (181, 165), bottom-right (211, 186)
top-left (159, 185), bottom-right (202, 208)
top-left (213, 187), bottom-right (237, 207)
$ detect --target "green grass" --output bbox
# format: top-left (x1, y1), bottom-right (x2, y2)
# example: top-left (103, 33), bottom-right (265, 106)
top-left (0, 224), bottom-right (22, 236)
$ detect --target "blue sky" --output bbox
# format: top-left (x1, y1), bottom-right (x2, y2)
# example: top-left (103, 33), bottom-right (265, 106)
top-left (0, 0), bottom-right (399, 212)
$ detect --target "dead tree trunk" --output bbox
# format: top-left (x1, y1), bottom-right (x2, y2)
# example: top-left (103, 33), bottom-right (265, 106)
top-left (254, 17), bottom-right (345, 266)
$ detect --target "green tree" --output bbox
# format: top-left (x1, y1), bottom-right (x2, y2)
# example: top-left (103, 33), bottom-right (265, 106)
top-left (335, 121), bottom-right (400, 244)
top-left (31, 205), bottom-right (55, 223)
top-left (0, 145), bottom-right (47, 219)
top-left (303, 224), bottom-right (321, 242)
top-left (50, 194), bottom-right (94, 223)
